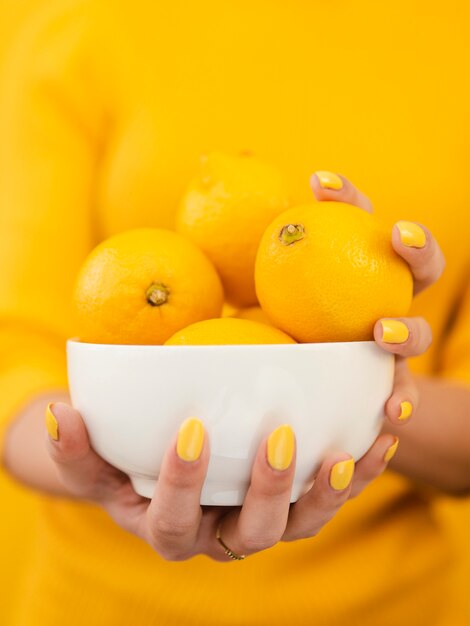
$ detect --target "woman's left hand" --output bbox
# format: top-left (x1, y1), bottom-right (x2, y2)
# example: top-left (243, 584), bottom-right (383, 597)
top-left (310, 171), bottom-right (446, 427)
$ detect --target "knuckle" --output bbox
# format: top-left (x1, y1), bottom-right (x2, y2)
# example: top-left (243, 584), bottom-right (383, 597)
top-left (327, 491), bottom-right (350, 512)
top-left (412, 317), bottom-right (432, 352)
top-left (348, 484), bottom-right (364, 499)
top-left (253, 480), bottom-right (291, 500)
top-left (47, 442), bottom-right (64, 464)
top-left (152, 517), bottom-right (194, 541)
top-left (410, 323), bottom-right (422, 352)
top-left (240, 533), bottom-right (280, 553)
top-left (163, 467), bottom-right (202, 491)
top-left (301, 527), bottom-right (320, 540)
top-left (154, 545), bottom-right (192, 562)
top-left (315, 490), bottom-right (350, 518)
top-left (285, 528), bottom-right (319, 542)
top-left (48, 441), bottom-right (89, 465)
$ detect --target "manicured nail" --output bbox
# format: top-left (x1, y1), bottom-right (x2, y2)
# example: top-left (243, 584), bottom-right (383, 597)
top-left (176, 418), bottom-right (204, 462)
top-left (384, 437), bottom-right (399, 462)
top-left (396, 221), bottom-right (426, 248)
top-left (399, 401), bottom-right (413, 421)
top-left (45, 402), bottom-right (59, 441)
top-left (315, 170), bottom-right (343, 190)
top-left (330, 458), bottom-right (354, 491)
top-left (380, 319), bottom-right (409, 344)
top-left (267, 424), bottom-right (295, 470)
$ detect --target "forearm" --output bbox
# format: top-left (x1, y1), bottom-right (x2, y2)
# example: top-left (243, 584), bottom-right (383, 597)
top-left (388, 375), bottom-right (470, 494)
top-left (2, 390), bottom-right (73, 496)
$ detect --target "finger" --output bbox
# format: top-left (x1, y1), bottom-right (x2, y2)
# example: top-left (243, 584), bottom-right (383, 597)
top-left (349, 433), bottom-right (399, 498)
top-left (213, 425), bottom-right (296, 560)
top-left (391, 222), bottom-right (446, 295)
top-left (46, 402), bottom-right (128, 499)
top-left (374, 316), bottom-right (432, 358)
top-left (146, 418), bottom-right (209, 561)
top-left (310, 170), bottom-right (373, 213)
top-left (282, 453), bottom-right (354, 541)
top-left (384, 359), bottom-right (419, 425)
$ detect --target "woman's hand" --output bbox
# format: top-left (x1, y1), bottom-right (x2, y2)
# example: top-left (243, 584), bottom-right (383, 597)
top-left (46, 401), bottom-right (398, 562)
top-left (310, 171), bottom-right (445, 426)
top-left (42, 172), bottom-right (445, 562)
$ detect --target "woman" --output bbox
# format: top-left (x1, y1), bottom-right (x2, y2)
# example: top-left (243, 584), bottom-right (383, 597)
top-left (1, 1), bottom-right (469, 624)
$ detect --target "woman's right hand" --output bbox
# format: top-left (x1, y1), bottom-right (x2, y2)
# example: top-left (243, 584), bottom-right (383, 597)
top-left (43, 401), bottom-right (396, 562)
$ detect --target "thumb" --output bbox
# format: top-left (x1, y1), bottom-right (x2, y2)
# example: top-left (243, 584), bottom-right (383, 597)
top-left (45, 402), bottom-right (128, 500)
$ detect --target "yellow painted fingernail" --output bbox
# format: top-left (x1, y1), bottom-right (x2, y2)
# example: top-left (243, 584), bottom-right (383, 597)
top-left (267, 424), bottom-right (295, 471)
top-left (396, 221), bottom-right (426, 248)
top-left (176, 418), bottom-right (204, 462)
top-left (384, 437), bottom-right (399, 462)
top-left (399, 401), bottom-right (413, 421)
top-left (45, 402), bottom-right (59, 441)
top-left (315, 170), bottom-right (343, 190)
top-left (381, 319), bottom-right (409, 343)
top-left (330, 458), bottom-right (355, 491)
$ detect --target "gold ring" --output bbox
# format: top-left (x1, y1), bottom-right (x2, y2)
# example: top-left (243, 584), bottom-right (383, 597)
top-left (216, 522), bottom-right (246, 561)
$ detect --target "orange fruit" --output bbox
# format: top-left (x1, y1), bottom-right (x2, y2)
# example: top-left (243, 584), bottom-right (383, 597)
top-left (233, 306), bottom-right (272, 326)
top-left (165, 318), bottom-right (296, 345)
top-left (73, 228), bottom-right (223, 344)
top-left (176, 152), bottom-right (290, 307)
top-left (221, 302), bottom-right (238, 317)
top-left (255, 202), bottom-right (413, 342)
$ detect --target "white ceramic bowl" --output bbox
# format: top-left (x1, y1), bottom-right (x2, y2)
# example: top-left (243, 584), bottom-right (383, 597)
top-left (67, 339), bottom-right (393, 505)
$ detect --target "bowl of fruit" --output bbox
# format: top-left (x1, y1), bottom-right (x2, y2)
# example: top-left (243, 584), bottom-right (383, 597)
top-left (67, 153), bottom-right (411, 505)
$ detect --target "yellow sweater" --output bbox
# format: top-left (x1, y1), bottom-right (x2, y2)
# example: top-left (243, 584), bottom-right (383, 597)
top-left (1, 1), bottom-right (470, 624)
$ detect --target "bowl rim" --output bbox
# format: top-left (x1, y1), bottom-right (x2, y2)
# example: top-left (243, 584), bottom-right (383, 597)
top-left (66, 337), bottom-right (379, 351)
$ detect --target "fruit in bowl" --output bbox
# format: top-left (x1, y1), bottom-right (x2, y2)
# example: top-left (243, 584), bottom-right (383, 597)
top-left (68, 155), bottom-right (411, 505)
top-left (176, 151), bottom-right (290, 307)
top-left (73, 228), bottom-right (223, 345)
top-left (255, 201), bottom-right (413, 342)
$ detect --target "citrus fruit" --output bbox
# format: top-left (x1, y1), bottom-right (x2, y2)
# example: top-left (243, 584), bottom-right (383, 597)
top-left (221, 302), bottom-right (238, 317)
top-left (233, 306), bottom-right (272, 326)
top-left (176, 152), bottom-right (290, 307)
top-left (164, 317), bottom-right (296, 345)
top-left (255, 202), bottom-right (413, 342)
top-left (73, 228), bottom-right (224, 344)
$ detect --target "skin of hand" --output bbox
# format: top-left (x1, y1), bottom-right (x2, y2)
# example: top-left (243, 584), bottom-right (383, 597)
top-left (2, 172), bottom-right (446, 562)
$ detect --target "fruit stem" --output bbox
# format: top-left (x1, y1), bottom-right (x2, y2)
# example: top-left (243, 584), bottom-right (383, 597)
top-left (146, 282), bottom-right (169, 306)
top-left (279, 223), bottom-right (305, 245)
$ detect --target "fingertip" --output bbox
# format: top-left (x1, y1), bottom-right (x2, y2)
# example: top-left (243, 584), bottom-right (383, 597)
top-left (45, 401), bottom-right (91, 459)
top-left (176, 417), bottom-right (205, 463)
top-left (398, 400), bottom-right (414, 422)
top-left (376, 318), bottom-right (410, 346)
top-left (329, 456), bottom-right (355, 491)
top-left (266, 424), bottom-right (296, 472)
top-left (45, 402), bottom-right (59, 441)
top-left (385, 395), bottom-right (415, 424)
top-left (309, 171), bottom-right (374, 213)
top-left (310, 170), bottom-right (344, 193)
top-left (46, 402), bottom-right (78, 442)
top-left (315, 453), bottom-right (355, 493)
top-left (384, 436), bottom-right (399, 463)
top-left (162, 419), bottom-right (210, 487)
top-left (391, 222), bottom-right (431, 263)
top-left (394, 221), bottom-right (427, 249)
